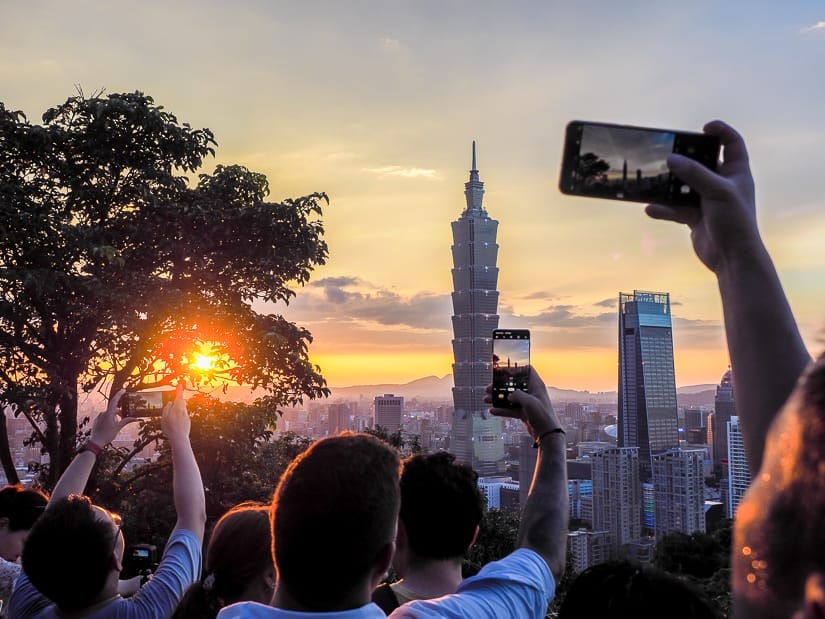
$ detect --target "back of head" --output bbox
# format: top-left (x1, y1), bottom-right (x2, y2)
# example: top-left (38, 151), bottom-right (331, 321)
top-left (399, 451), bottom-right (484, 561)
top-left (734, 351), bottom-right (825, 617)
top-left (173, 502), bottom-right (273, 619)
top-left (22, 495), bottom-right (116, 612)
top-left (272, 432), bottom-right (401, 610)
top-left (0, 485), bottom-right (48, 530)
top-left (559, 561), bottom-right (718, 619)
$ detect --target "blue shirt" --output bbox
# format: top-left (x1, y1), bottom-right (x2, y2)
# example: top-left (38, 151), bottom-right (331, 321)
top-left (9, 528), bottom-right (202, 619)
top-left (218, 548), bottom-right (553, 619)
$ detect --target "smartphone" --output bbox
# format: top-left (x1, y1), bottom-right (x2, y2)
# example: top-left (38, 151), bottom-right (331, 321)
top-left (120, 390), bottom-right (176, 418)
top-left (559, 120), bottom-right (720, 207)
top-left (492, 329), bottom-right (531, 408)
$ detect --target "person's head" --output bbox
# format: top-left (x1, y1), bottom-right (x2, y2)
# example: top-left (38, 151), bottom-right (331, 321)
top-left (733, 351), bottom-right (825, 619)
top-left (558, 560), bottom-right (718, 619)
top-left (173, 502), bottom-right (274, 619)
top-left (0, 484), bottom-right (48, 562)
top-left (394, 451), bottom-right (483, 573)
top-left (272, 432), bottom-right (401, 610)
top-left (22, 495), bottom-right (123, 612)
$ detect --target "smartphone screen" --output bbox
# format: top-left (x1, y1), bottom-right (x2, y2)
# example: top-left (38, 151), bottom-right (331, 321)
top-left (120, 390), bottom-right (175, 417)
top-left (559, 121), bottom-right (720, 207)
top-left (492, 329), bottom-right (531, 408)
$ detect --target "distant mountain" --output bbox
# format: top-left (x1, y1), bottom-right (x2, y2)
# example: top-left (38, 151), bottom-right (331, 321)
top-left (137, 376), bottom-right (717, 410)
top-left (327, 375), bottom-right (716, 408)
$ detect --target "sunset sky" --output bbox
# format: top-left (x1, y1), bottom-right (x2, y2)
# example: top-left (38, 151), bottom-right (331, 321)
top-left (3, 2), bottom-right (824, 392)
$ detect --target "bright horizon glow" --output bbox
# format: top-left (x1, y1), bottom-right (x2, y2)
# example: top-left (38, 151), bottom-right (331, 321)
top-left (3, 2), bottom-right (824, 393)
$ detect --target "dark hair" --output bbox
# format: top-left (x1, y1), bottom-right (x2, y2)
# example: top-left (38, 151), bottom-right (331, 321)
top-left (22, 495), bottom-right (117, 612)
top-left (0, 484), bottom-right (48, 530)
top-left (272, 432), bottom-right (401, 609)
top-left (173, 502), bottom-right (273, 619)
top-left (559, 560), bottom-right (719, 619)
top-left (399, 451), bottom-right (484, 561)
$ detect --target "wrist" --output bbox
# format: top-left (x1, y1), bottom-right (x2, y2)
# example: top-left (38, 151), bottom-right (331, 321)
top-left (533, 428), bottom-right (566, 449)
top-left (81, 440), bottom-right (104, 458)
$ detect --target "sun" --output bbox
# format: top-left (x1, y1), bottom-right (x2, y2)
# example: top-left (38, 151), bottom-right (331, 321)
top-left (193, 353), bottom-right (216, 372)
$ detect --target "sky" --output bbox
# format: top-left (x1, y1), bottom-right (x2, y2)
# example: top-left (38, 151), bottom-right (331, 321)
top-left (3, 1), bottom-right (824, 392)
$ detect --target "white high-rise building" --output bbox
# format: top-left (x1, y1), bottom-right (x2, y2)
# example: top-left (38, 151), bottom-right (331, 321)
top-left (592, 447), bottom-right (641, 556)
top-left (727, 416), bottom-right (752, 518)
top-left (652, 448), bottom-right (706, 540)
top-left (568, 529), bottom-right (611, 573)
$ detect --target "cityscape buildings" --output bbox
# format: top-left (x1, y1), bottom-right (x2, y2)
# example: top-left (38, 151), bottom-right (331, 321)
top-left (652, 448), bottom-right (706, 540)
top-left (713, 369), bottom-right (736, 468)
top-left (373, 394), bottom-right (403, 433)
top-left (726, 416), bottom-right (752, 518)
top-left (449, 143), bottom-right (505, 476)
top-left (591, 447), bottom-right (642, 556)
top-left (617, 290), bottom-right (680, 482)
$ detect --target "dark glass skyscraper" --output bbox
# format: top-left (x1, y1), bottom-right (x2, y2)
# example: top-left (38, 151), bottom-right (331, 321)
top-left (449, 143), bottom-right (505, 476)
top-left (618, 290), bottom-right (679, 482)
top-left (712, 368), bottom-right (735, 468)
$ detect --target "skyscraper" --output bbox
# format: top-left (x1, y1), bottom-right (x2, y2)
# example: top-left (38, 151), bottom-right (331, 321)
top-left (374, 394), bottom-right (403, 433)
top-left (449, 143), bottom-right (505, 476)
top-left (652, 448), bottom-right (706, 540)
top-left (713, 368), bottom-right (735, 468)
top-left (618, 290), bottom-right (680, 481)
top-left (727, 416), bottom-right (752, 518)
top-left (592, 447), bottom-right (642, 557)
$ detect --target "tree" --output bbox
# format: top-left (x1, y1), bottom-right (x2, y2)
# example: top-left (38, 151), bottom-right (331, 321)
top-left (464, 507), bottom-right (520, 577)
top-left (92, 396), bottom-right (313, 548)
top-left (0, 91), bottom-right (329, 486)
top-left (654, 531), bottom-right (723, 579)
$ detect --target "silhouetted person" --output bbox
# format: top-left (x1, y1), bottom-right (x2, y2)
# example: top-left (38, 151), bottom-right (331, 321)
top-left (558, 560), bottom-right (719, 619)
top-left (173, 502), bottom-right (274, 619)
top-left (647, 120), bottom-right (819, 618)
top-left (0, 485), bottom-right (48, 616)
top-left (218, 367), bottom-right (568, 618)
top-left (371, 452), bottom-right (484, 612)
top-left (10, 384), bottom-right (206, 618)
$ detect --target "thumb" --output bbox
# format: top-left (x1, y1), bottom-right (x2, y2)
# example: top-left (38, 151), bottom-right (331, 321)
top-left (667, 154), bottom-right (730, 199)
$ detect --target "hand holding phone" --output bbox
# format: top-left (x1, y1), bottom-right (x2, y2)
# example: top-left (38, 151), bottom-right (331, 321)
top-left (559, 121), bottom-right (720, 207)
top-left (492, 329), bottom-right (531, 409)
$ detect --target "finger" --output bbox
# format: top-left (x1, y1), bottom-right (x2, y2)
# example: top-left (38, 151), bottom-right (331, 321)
top-left (645, 203), bottom-right (701, 226)
top-left (107, 388), bottom-right (127, 414)
top-left (118, 417), bottom-right (140, 430)
top-left (703, 120), bottom-right (749, 167)
top-left (489, 407), bottom-right (523, 419)
top-left (176, 379), bottom-right (186, 395)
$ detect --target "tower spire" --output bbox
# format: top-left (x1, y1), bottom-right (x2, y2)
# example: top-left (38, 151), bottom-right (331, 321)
top-left (464, 140), bottom-right (485, 214)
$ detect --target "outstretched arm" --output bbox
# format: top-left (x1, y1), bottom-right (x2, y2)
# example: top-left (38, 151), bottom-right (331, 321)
top-left (50, 389), bottom-right (136, 503)
top-left (646, 120), bottom-right (811, 475)
top-left (162, 383), bottom-right (206, 543)
top-left (488, 369), bottom-right (568, 579)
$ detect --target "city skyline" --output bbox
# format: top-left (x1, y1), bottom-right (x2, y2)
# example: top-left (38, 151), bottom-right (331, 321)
top-left (3, 3), bottom-right (824, 392)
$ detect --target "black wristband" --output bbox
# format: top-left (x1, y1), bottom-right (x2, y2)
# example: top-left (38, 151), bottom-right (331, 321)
top-left (533, 428), bottom-right (565, 449)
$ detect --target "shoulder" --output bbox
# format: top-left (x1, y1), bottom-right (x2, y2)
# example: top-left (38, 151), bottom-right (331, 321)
top-left (216, 601), bottom-right (279, 619)
top-left (389, 550), bottom-right (554, 619)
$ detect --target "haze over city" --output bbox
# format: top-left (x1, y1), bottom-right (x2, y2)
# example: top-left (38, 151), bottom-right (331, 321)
top-left (4, 2), bottom-right (824, 392)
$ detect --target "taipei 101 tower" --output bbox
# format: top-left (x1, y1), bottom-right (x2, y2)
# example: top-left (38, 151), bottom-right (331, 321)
top-left (449, 142), bottom-right (505, 476)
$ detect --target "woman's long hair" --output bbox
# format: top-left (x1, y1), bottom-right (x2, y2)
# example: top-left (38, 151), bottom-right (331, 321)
top-left (172, 502), bottom-right (273, 619)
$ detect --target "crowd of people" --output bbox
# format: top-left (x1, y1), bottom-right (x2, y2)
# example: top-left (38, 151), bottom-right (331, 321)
top-left (0, 120), bottom-right (821, 618)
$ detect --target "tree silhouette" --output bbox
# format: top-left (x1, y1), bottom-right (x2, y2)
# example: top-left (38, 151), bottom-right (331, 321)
top-left (0, 92), bottom-right (329, 486)
top-left (575, 152), bottom-right (610, 188)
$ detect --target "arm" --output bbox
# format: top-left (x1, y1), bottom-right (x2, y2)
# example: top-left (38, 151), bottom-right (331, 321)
top-left (162, 383), bottom-right (206, 543)
top-left (488, 369), bottom-right (568, 579)
top-left (646, 120), bottom-right (811, 475)
top-left (50, 389), bottom-right (135, 503)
